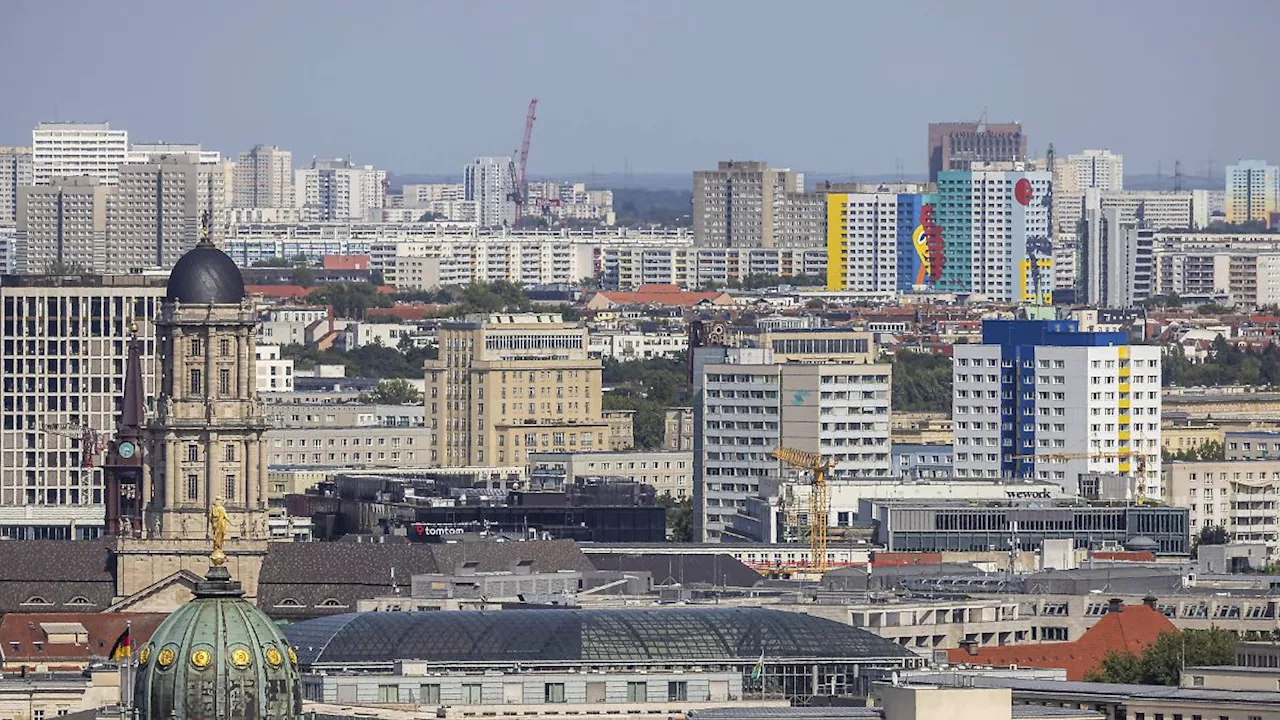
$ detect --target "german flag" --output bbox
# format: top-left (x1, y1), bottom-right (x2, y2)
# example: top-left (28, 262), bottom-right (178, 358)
top-left (109, 626), bottom-right (131, 660)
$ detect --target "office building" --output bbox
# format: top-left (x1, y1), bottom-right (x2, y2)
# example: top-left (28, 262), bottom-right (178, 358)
top-left (1165, 460), bottom-right (1280, 556)
top-left (825, 191), bottom-right (931, 293)
top-left (693, 161), bottom-right (805, 248)
top-left (16, 176), bottom-right (111, 274)
top-left (0, 147), bottom-right (33, 227)
top-left (234, 144), bottom-right (293, 208)
top-left (31, 122), bottom-right (128, 186)
top-left (295, 158), bottom-right (386, 221)
top-left (463, 156), bottom-right (516, 228)
top-left (952, 320), bottom-right (1162, 499)
top-left (106, 155), bottom-right (225, 273)
top-left (0, 275), bottom-right (163, 540)
top-left (1062, 149), bottom-right (1124, 193)
top-left (1076, 193), bottom-right (1154, 308)
top-left (425, 313), bottom-right (607, 467)
top-left (692, 329), bottom-right (888, 541)
top-left (927, 122), bottom-right (1026, 182)
top-left (1224, 160), bottom-right (1279, 226)
top-left (935, 166), bottom-right (1053, 302)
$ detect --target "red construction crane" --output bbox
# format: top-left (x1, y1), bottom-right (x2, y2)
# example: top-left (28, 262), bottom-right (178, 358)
top-left (510, 98), bottom-right (538, 226)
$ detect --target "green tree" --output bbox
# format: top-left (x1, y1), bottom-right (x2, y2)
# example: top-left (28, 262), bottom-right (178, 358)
top-left (292, 265), bottom-right (316, 288)
top-left (656, 495), bottom-right (693, 542)
top-left (1193, 524), bottom-right (1230, 551)
top-left (280, 343), bottom-right (437, 379)
top-left (1086, 649), bottom-right (1144, 684)
top-left (306, 283), bottom-right (392, 320)
top-left (892, 351), bottom-right (953, 413)
top-left (1085, 629), bottom-right (1236, 685)
top-left (602, 395), bottom-right (667, 450)
top-left (365, 378), bottom-right (423, 405)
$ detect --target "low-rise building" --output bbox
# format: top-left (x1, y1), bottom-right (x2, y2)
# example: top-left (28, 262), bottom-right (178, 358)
top-left (529, 450), bottom-right (693, 499)
top-left (267, 426), bottom-right (433, 469)
top-left (893, 444), bottom-right (954, 479)
top-left (1164, 460), bottom-right (1280, 555)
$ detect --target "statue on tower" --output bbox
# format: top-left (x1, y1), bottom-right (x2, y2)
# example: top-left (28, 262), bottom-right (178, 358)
top-left (209, 498), bottom-right (231, 566)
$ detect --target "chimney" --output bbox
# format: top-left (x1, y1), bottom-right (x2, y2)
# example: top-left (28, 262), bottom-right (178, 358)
top-left (958, 639), bottom-right (979, 657)
top-left (1108, 598), bottom-right (1124, 613)
top-left (1143, 596), bottom-right (1158, 610)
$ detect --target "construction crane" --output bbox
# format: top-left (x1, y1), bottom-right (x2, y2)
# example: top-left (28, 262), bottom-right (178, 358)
top-left (40, 422), bottom-right (105, 469)
top-left (772, 447), bottom-right (831, 573)
top-left (1009, 450), bottom-right (1151, 502)
top-left (509, 98), bottom-right (538, 226)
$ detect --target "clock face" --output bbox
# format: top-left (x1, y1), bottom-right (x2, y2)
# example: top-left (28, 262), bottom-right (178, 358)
top-left (118, 441), bottom-right (136, 459)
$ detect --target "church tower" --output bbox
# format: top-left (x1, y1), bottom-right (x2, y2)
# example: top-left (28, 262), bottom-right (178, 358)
top-left (147, 228), bottom-right (268, 541)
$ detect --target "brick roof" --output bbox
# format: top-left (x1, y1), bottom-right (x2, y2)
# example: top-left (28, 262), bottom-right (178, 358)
top-left (0, 612), bottom-right (167, 668)
top-left (945, 603), bottom-right (1175, 680)
top-left (322, 255), bottom-right (370, 271)
top-left (590, 284), bottom-right (733, 309)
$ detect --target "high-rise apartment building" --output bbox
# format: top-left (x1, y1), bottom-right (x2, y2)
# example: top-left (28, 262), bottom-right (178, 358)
top-left (825, 192), bottom-right (931, 293)
top-left (1076, 191), bottom-right (1154, 308)
top-left (692, 329), bottom-right (889, 542)
top-left (693, 161), bottom-right (806, 248)
top-left (1061, 150), bottom-right (1124, 194)
top-left (0, 275), bottom-right (163, 539)
top-left (425, 313), bottom-right (608, 467)
top-left (0, 147), bottom-right (34, 228)
top-left (31, 122), bottom-right (128, 187)
top-left (106, 155), bottom-right (225, 273)
top-left (125, 143), bottom-right (221, 165)
top-left (463, 157), bottom-right (516, 228)
top-left (1053, 191), bottom-right (1208, 237)
top-left (402, 183), bottom-right (466, 205)
top-left (234, 145), bottom-right (293, 208)
top-left (1225, 160), bottom-right (1279, 226)
top-left (927, 122), bottom-right (1027, 183)
top-left (295, 159), bottom-right (386, 221)
top-left (952, 320), bottom-right (1162, 499)
top-left (935, 165), bottom-right (1053, 303)
top-left (17, 176), bottom-right (112, 274)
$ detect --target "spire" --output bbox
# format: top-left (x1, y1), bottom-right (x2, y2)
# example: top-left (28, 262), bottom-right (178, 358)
top-left (119, 324), bottom-right (145, 432)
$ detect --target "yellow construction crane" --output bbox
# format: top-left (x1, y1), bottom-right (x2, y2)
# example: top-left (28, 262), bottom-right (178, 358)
top-left (772, 447), bottom-right (831, 573)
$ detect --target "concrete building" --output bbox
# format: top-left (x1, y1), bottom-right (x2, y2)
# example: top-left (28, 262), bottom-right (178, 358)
top-left (0, 146), bottom-right (33, 227)
top-left (1062, 149), bottom-right (1124, 193)
top-left (295, 158), bottom-right (386, 221)
top-left (693, 161), bottom-right (805, 248)
top-left (106, 155), bottom-right (226, 273)
top-left (1224, 430), bottom-right (1280, 460)
top-left (255, 344), bottom-right (294, 392)
top-left (665, 407), bottom-right (695, 451)
top-left (402, 183), bottom-right (466, 205)
top-left (893, 443), bottom-right (954, 479)
top-left (426, 313), bottom-right (607, 467)
top-left (0, 275), bottom-right (163, 540)
top-left (1054, 191), bottom-right (1209, 237)
top-left (589, 330), bottom-right (687, 360)
top-left (1153, 248), bottom-right (1280, 306)
top-left (529, 450), bottom-right (693, 499)
top-left (463, 157), bottom-right (516, 228)
top-left (825, 192), bottom-right (927, 293)
top-left (126, 142), bottom-right (221, 165)
top-left (936, 166), bottom-right (1053, 303)
top-left (31, 122), bottom-right (128, 186)
top-left (1076, 196), bottom-right (1155, 308)
top-left (952, 320), bottom-right (1163, 500)
top-left (16, 176), bottom-right (112, 274)
top-left (927, 122), bottom-right (1026, 183)
top-left (1225, 160), bottom-right (1279, 226)
top-left (267, 426), bottom-right (432, 469)
top-left (234, 144), bottom-right (293, 208)
top-left (1165, 460), bottom-right (1280, 555)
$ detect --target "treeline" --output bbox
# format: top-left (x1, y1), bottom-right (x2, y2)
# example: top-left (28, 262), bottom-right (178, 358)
top-left (892, 351), bottom-right (952, 413)
top-left (1164, 338), bottom-right (1280, 387)
top-left (281, 344), bottom-right (437, 379)
top-left (602, 355), bottom-right (689, 450)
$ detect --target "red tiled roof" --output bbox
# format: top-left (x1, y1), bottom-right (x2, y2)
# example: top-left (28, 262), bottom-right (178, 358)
top-left (945, 603), bottom-right (1175, 680)
top-left (246, 284), bottom-right (396, 300)
top-left (592, 284), bottom-right (731, 308)
top-left (322, 255), bottom-right (370, 271)
top-left (0, 612), bottom-right (169, 668)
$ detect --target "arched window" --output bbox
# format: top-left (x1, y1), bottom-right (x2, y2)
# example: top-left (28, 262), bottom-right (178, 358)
top-left (275, 598), bottom-right (302, 608)
top-left (319, 598), bottom-right (346, 608)
top-left (22, 596), bottom-right (51, 605)
top-left (66, 596), bottom-right (94, 606)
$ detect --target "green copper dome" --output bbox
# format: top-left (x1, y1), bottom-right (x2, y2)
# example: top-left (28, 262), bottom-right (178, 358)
top-left (134, 566), bottom-right (302, 720)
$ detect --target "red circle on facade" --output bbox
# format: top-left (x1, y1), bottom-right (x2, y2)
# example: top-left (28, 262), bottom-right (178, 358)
top-left (1014, 178), bottom-right (1033, 205)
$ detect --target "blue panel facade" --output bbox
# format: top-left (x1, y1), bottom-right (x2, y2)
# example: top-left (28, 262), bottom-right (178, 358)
top-left (895, 194), bottom-right (924, 291)
top-left (935, 172), bottom-right (972, 293)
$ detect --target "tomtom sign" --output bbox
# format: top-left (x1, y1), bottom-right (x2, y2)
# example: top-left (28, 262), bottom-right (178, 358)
top-left (411, 520), bottom-right (499, 536)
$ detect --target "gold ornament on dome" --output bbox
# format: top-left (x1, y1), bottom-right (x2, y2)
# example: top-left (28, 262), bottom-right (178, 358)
top-left (265, 647), bottom-right (283, 667)
top-left (157, 648), bottom-right (176, 668)
top-left (139, 645), bottom-right (152, 665)
top-left (230, 648), bottom-right (252, 668)
top-left (287, 647), bottom-right (298, 665)
top-left (191, 648), bottom-right (213, 669)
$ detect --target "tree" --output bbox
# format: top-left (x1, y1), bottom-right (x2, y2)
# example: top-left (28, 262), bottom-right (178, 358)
top-left (656, 495), bottom-right (693, 542)
top-left (1086, 649), bottom-right (1143, 684)
top-left (292, 265), bottom-right (316, 288)
top-left (365, 378), bottom-right (423, 405)
top-left (306, 283), bottom-right (391, 319)
top-left (892, 351), bottom-right (953, 413)
top-left (602, 395), bottom-right (666, 450)
top-left (1193, 524), bottom-right (1230, 553)
top-left (1085, 629), bottom-right (1236, 685)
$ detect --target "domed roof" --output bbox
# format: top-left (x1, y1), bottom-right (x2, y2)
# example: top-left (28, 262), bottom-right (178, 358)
top-left (1125, 535), bottom-right (1160, 552)
top-left (134, 566), bottom-right (301, 720)
top-left (166, 238), bottom-right (246, 304)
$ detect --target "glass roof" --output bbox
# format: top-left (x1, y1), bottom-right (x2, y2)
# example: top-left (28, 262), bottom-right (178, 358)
top-left (285, 607), bottom-right (914, 666)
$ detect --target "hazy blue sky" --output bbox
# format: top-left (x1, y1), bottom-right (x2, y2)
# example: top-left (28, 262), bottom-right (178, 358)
top-left (2, 0), bottom-right (1275, 177)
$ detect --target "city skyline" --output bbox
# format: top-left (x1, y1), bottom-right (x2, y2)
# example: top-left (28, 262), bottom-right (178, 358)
top-left (2, 0), bottom-right (1277, 177)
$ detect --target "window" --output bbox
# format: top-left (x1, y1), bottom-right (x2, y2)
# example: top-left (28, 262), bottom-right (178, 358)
top-left (545, 683), bottom-right (566, 703)
top-left (462, 684), bottom-right (482, 705)
top-left (219, 338), bottom-right (231, 356)
top-left (189, 338), bottom-right (202, 356)
top-left (667, 681), bottom-right (687, 702)
top-left (188, 444), bottom-right (199, 463)
top-left (627, 682), bottom-right (647, 702)
top-left (377, 685), bottom-right (400, 703)
top-left (186, 473), bottom-right (199, 501)
top-left (419, 684), bottom-right (440, 705)
top-left (224, 445), bottom-right (235, 462)
top-left (225, 474), bottom-right (236, 501)
top-left (219, 368), bottom-right (231, 395)
top-left (188, 368), bottom-right (202, 395)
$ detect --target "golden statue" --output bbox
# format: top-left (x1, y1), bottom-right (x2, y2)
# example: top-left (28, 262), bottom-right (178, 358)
top-left (209, 497), bottom-right (230, 566)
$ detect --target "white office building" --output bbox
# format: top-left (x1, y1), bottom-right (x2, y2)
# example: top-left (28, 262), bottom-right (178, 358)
top-left (295, 159), bottom-right (386, 221)
top-left (234, 144), bottom-right (293, 208)
top-left (0, 147), bottom-right (34, 227)
top-left (463, 157), bottom-right (516, 228)
top-left (402, 183), bottom-right (466, 205)
top-left (1063, 150), bottom-right (1124, 193)
top-left (31, 122), bottom-right (128, 186)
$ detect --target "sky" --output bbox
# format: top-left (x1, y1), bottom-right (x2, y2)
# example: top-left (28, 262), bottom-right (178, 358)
top-left (2, 0), bottom-right (1276, 178)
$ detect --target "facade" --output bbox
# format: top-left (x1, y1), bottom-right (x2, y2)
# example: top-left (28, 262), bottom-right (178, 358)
top-left (892, 443), bottom-right (954, 479)
top-left (1153, 248), bottom-right (1280, 306)
top-left (1225, 160), bottom-right (1279, 226)
top-left (0, 146), bottom-right (33, 227)
top-left (266, 425), bottom-right (432, 469)
top-left (254, 344), bottom-right (294, 392)
top-left (126, 142), bottom-right (221, 165)
top-left (935, 166), bottom-right (1053, 303)
top-left (426, 313), bottom-right (606, 467)
top-left (1165, 460), bottom-right (1280, 555)
top-left (0, 276), bottom-right (163, 540)
top-left (952, 321), bottom-right (1163, 500)
top-left (1054, 191), bottom-right (1208, 237)
top-left (1224, 430), bottom-right (1280, 460)
top-left (1062, 150), bottom-right (1124, 193)
top-left (665, 407), bottom-right (695, 451)
top-left (1076, 197), bottom-right (1155, 308)
top-left (463, 156), bottom-right (516, 228)
top-left (106, 155), bottom-right (225, 273)
top-left (31, 122), bottom-right (128, 186)
top-left (295, 158), bottom-right (386, 221)
top-left (927, 122), bottom-right (1026, 183)
top-left (234, 144), bottom-right (294, 208)
top-left (402, 182), bottom-right (466, 204)
top-left (825, 192), bottom-right (928, 293)
top-left (16, 176), bottom-right (112, 274)
top-left (528, 450), bottom-right (693, 499)
top-left (693, 161), bottom-right (805, 248)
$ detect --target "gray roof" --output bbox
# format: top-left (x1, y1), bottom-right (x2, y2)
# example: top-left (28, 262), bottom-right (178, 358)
top-left (0, 540), bottom-right (115, 613)
top-left (590, 552), bottom-right (762, 587)
top-left (165, 239), bottom-right (245, 304)
top-left (905, 674), bottom-right (1280, 706)
top-left (687, 704), bottom-right (1101, 720)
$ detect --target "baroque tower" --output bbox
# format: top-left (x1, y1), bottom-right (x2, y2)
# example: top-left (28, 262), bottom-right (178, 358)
top-left (146, 227), bottom-right (268, 540)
